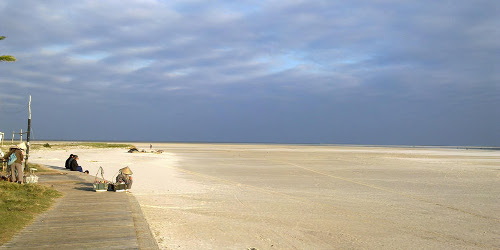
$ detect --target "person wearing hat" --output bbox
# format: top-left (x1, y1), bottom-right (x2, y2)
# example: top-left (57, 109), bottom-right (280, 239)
top-left (3, 142), bottom-right (26, 184)
top-left (116, 167), bottom-right (133, 191)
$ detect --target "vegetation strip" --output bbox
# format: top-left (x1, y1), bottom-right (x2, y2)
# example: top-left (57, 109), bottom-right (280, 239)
top-left (29, 142), bottom-right (134, 150)
top-left (0, 181), bottom-right (62, 244)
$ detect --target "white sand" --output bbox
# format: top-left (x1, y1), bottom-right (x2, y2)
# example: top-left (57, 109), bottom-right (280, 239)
top-left (30, 146), bottom-right (202, 195)
top-left (31, 143), bottom-right (500, 249)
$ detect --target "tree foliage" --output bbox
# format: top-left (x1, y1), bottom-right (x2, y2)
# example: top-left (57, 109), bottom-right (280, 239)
top-left (0, 36), bottom-right (16, 62)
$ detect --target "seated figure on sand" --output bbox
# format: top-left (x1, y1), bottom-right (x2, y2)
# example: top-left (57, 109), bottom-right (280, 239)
top-left (69, 155), bottom-right (83, 172)
top-left (65, 154), bottom-right (74, 169)
top-left (116, 167), bottom-right (133, 192)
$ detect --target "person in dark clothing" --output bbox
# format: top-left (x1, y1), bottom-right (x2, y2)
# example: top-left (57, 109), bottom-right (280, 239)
top-left (65, 154), bottom-right (74, 169)
top-left (69, 155), bottom-right (83, 172)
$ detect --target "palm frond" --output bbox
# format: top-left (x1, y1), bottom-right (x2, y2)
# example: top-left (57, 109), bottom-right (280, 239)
top-left (0, 55), bottom-right (16, 62)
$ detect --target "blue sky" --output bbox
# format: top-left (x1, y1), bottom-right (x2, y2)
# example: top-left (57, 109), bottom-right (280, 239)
top-left (1, 0), bottom-right (499, 146)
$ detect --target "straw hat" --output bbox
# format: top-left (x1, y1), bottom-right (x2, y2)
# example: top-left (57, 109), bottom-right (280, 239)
top-left (17, 142), bottom-right (27, 150)
top-left (120, 166), bottom-right (133, 175)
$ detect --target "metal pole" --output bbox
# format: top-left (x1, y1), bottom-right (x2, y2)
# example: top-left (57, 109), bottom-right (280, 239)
top-left (26, 95), bottom-right (31, 168)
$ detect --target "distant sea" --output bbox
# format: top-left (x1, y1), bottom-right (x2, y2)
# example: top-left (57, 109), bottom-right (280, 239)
top-left (31, 139), bottom-right (500, 150)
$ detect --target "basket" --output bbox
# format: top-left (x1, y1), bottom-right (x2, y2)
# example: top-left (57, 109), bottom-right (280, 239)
top-left (93, 167), bottom-right (108, 192)
top-left (113, 183), bottom-right (127, 192)
top-left (24, 168), bottom-right (39, 184)
top-left (93, 182), bottom-right (108, 191)
top-left (111, 170), bottom-right (128, 192)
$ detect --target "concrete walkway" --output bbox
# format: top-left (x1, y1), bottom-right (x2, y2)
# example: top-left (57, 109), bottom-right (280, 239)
top-left (1, 166), bottom-right (158, 249)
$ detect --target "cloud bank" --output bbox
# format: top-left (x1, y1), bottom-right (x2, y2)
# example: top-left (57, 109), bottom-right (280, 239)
top-left (1, 0), bottom-right (499, 145)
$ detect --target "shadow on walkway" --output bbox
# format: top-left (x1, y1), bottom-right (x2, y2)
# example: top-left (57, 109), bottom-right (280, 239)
top-left (74, 182), bottom-right (94, 191)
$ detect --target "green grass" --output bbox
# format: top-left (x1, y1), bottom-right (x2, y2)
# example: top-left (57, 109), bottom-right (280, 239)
top-left (27, 142), bottom-right (134, 150)
top-left (25, 163), bottom-right (57, 173)
top-left (0, 163), bottom-right (57, 177)
top-left (78, 143), bottom-right (133, 148)
top-left (0, 182), bottom-right (62, 244)
top-left (2, 142), bottom-right (134, 153)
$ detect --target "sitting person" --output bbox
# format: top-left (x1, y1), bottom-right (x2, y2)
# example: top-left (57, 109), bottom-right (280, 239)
top-left (116, 167), bottom-right (133, 191)
top-left (69, 155), bottom-right (83, 172)
top-left (65, 154), bottom-right (74, 169)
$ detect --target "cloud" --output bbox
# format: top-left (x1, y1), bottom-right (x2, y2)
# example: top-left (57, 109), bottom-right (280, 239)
top-left (0, 0), bottom-right (498, 145)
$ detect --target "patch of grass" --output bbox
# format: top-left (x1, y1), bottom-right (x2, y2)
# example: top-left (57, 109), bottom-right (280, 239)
top-left (79, 143), bottom-right (133, 148)
top-left (28, 142), bottom-right (134, 150)
top-left (0, 182), bottom-right (62, 244)
top-left (0, 163), bottom-right (56, 177)
top-left (26, 163), bottom-right (57, 173)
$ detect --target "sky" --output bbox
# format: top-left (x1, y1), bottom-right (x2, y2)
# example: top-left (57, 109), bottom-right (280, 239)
top-left (0, 0), bottom-right (499, 146)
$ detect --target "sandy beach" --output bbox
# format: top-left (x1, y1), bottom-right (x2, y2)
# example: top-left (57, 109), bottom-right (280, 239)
top-left (30, 143), bottom-right (500, 249)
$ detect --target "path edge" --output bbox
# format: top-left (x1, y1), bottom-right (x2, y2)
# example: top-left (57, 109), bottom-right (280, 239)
top-left (128, 194), bottom-right (160, 250)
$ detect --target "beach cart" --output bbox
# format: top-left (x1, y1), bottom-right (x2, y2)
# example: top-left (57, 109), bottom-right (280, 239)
top-left (93, 166), bottom-right (109, 192)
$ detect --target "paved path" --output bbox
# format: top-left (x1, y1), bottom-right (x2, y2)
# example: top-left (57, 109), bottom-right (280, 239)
top-left (1, 166), bottom-right (158, 249)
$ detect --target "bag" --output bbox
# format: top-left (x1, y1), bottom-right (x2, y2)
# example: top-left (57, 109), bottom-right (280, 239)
top-left (25, 168), bottom-right (39, 184)
top-left (7, 152), bottom-right (17, 165)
